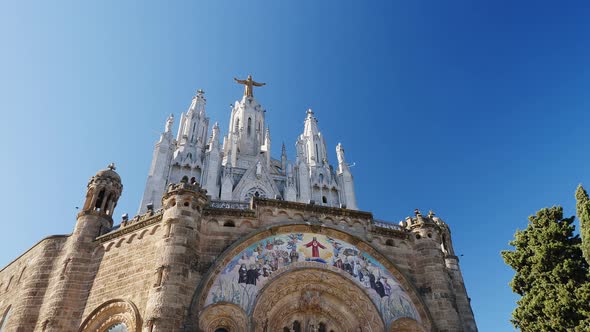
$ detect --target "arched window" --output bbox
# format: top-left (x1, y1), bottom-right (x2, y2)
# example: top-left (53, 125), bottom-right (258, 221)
top-left (79, 299), bottom-right (140, 332)
top-left (293, 321), bottom-right (301, 332)
top-left (106, 323), bottom-right (128, 332)
top-left (319, 173), bottom-right (324, 183)
top-left (322, 196), bottom-right (327, 204)
top-left (319, 322), bottom-right (327, 332)
top-left (235, 118), bottom-right (240, 132)
top-left (0, 305), bottom-right (12, 332)
top-left (95, 189), bottom-right (105, 211)
top-left (247, 117), bottom-right (252, 136)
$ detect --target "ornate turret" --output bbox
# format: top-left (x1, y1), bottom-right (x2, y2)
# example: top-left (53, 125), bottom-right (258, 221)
top-left (81, 163), bottom-right (123, 224)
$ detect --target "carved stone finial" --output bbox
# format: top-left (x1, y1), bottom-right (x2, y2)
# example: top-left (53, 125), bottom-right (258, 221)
top-left (107, 163), bottom-right (116, 171)
top-left (414, 208), bottom-right (421, 216)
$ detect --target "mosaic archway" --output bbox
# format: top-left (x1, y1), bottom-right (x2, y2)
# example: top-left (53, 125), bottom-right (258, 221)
top-left (191, 224), bottom-right (433, 331)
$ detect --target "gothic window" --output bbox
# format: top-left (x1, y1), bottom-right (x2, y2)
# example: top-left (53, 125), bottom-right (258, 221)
top-left (106, 323), bottom-right (128, 332)
top-left (319, 322), bottom-right (327, 332)
top-left (315, 144), bottom-right (319, 159)
top-left (244, 187), bottom-right (267, 201)
top-left (322, 196), bottom-right (327, 204)
top-left (248, 117), bottom-right (252, 136)
top-left (319, 173), bottom-right (324, 183)
top-left (0, 306), bottom-right (12, 332)
top-left (293, 321), bottom-right (301, 332)
top-left (235, 118), bottom-right (240, 132)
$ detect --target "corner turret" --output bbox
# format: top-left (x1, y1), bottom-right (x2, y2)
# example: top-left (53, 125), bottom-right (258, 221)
top-left (144, 178), bottom-right (208, 330)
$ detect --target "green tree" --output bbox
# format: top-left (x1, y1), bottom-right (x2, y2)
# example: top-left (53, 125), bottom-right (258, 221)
top-left (502, 206), bottom-right (590, 332)
top-left (576, 184), bottom-right (590, 265)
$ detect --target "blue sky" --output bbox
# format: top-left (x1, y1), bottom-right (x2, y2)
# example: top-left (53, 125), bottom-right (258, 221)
top-left (1, 1), bottom-right (590, 331)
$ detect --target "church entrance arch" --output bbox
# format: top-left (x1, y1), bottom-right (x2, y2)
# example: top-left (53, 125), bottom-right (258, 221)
top-left (190, 224), bottom-right (433, 332)
top-left (251, 266), bottom-right (384, 331)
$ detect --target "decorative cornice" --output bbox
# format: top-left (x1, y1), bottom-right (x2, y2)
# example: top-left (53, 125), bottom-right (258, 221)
top-left (96, 213), bottom-right (163, 243)
top-left (372, 227), bottom-right (408, 239)
top-left (203, 208), bottom-right (256, 218)
top-left (251, 197), bottom-right (373, 220)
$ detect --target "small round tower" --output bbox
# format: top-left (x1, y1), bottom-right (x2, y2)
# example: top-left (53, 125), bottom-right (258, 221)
top-left (77, 163), bottom-right (123, 239)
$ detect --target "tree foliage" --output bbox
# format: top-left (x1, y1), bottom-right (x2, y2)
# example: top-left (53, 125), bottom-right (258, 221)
top-left (502, 206), bottom-right (590, 332)
top-left (576, 184), bottom-right (590, 266)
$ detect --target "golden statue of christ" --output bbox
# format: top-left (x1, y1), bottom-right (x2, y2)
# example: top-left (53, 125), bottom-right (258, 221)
top-left (234, 75), bottom-right (266, 97)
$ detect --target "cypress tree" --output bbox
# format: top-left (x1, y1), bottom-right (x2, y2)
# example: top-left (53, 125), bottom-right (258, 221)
top-left (502, 206), bottom-right (590, 332)
top-left (576, 184), bottom-right (590, 265)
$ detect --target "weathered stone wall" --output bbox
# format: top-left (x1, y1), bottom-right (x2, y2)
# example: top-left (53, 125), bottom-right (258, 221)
top-left (0, 235), bottom-right (67, 331)
top-left (82, 220), bottom-right (165, 326)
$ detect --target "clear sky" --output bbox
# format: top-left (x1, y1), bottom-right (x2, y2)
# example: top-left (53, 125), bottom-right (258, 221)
top-left (1, 1), bottom-right (589, 331)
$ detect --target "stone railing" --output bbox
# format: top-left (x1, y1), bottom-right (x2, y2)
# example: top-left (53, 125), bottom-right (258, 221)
top-left (209, 200), bottom-right (251, 210)
top-left (373, 220), bottom-right (404, 232)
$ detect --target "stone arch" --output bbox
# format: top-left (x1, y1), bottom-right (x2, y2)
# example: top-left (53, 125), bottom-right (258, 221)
top-left (277, 210), bottom-right (290, 218)
top-left (115, 238), bottom-right (125, 248)
top-left (138, 229), bottom-right (149, 239)
top-left (149, 224), bottom-right (161, 235)
top-left (17, 266), bottom-right (27, 283)
top-left (0, 305), bottom-right (12, 330)
top-left (105, 242), bottom-right (115, 252)
top-left (251, 266), bottom-right (384, 332)
top-left (389, 317), bottom-right (427, 332)
top-left (187, 224), bottom-right (433, 331)
top-left (240, 220), bottom-right (255, 229)
top-left (126, 233), bottom-right (137, 244)
top-left (199, 302), bottom-right (248, 332)
top-left (78, 299), bottom-right (141, 332)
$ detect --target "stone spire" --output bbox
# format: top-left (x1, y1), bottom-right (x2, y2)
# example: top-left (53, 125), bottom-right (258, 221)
top-left (336, 143), bottom-right (357, 210)
top-left (301, 109), bottom-right (327, 166)
top-left (281, 143), bottom-right (287, 174)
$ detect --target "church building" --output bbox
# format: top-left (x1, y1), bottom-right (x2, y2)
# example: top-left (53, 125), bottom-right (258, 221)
top-left (0, 77), bottom-right (477, 332)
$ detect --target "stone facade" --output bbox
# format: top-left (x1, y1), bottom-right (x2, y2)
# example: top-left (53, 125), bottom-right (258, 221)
top-left (0, 83), bottom-right (477, 332)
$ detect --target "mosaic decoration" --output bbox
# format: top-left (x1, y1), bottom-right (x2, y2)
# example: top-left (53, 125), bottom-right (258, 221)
top-left (205, 233), bottom-right (420, 325)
